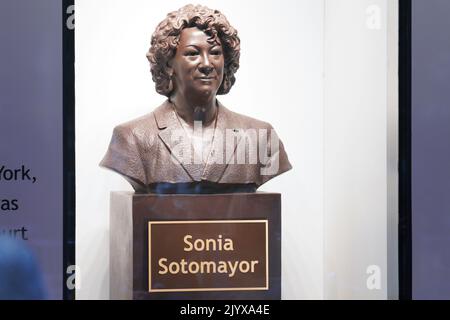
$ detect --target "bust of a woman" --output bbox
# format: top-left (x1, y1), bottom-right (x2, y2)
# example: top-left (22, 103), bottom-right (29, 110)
top-left (100, 4), bottom-right (291, 194)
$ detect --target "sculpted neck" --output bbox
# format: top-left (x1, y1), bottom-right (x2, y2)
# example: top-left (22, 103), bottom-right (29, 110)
top-left (170, 92), bottom-right (217, 126)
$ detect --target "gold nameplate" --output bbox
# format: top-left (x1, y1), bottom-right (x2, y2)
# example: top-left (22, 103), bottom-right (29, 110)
top-left (148, 220), bottom-right (269, 293)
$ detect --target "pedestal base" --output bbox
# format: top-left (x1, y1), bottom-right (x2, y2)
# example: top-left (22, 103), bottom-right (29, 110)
top-left (110, 192), bottom-right (281, 300)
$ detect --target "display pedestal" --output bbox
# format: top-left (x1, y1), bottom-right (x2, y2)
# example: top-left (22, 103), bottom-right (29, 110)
top-left (110, 191), bottom-right (281, 300)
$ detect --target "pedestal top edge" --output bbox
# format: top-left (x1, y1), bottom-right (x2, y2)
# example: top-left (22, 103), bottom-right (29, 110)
top-left (110, 191), bottom-right (281, 198)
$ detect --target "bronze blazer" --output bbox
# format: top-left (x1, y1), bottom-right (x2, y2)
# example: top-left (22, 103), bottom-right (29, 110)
top-left (100, 100), bottom-right (292, 192)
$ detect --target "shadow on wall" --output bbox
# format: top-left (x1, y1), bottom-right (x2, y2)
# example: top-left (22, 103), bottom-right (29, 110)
top-left (0, 236), bottom-right (47, 300)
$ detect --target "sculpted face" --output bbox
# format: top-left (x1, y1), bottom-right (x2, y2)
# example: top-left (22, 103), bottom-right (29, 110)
top-left (170, 27), bottom-right (225, 99)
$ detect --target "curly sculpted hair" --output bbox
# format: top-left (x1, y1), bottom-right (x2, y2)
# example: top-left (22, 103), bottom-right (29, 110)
top-left (146, 4), bottom-right (241, 97)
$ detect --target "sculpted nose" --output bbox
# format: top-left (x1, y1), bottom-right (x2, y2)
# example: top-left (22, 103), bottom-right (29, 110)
top-left (199, 54), bottom-right (213, 75)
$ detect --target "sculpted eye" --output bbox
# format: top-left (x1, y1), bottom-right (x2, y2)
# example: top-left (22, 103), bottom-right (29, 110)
top-left (184, 50), bottom-right (199, 57)
top-left (210, 49), bottom-right (223, 56)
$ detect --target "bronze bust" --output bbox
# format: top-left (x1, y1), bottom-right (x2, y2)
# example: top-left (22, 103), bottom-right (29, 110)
top-left (100, 4), bottom-right (292, 194)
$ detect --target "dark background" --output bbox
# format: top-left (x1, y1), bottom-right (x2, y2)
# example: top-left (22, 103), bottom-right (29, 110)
top-left (412, 0), bottom-right (450, 299)
top-left (0, 0), bottom-right (64, 299)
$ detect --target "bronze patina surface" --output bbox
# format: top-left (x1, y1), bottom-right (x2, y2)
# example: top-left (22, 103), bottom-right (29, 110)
top-left (100, 5), bottom-right (291, 193)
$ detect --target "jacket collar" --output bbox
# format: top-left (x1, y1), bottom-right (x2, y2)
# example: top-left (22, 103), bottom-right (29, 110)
top-left (153, 99), bottom-right (244, 183)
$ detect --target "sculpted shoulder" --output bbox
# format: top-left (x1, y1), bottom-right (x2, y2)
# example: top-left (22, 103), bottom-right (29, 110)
top-left (221, 105), bottom-right (273, 131)
top-left (100, 107), bottom-right (164, 189)
top-left (110, 103), bottom-right (168, 148)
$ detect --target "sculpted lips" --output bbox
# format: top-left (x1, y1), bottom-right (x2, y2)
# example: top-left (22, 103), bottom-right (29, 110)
top-left (196, 76), bottom-right (216, 81)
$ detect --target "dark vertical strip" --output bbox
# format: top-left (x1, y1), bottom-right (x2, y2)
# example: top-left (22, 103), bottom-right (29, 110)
top-left (398, 0), bottom-right (412, 300)
top-left (63, 0), bottom-right (75, 300)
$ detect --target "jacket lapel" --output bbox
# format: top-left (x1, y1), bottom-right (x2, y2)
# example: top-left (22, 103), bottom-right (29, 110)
top-left (154, 100), bottom-right (244, 183)
top-left (201, 101), bottom-right (244, 182)
top-left (154, 100), bottom-right (203, 181)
